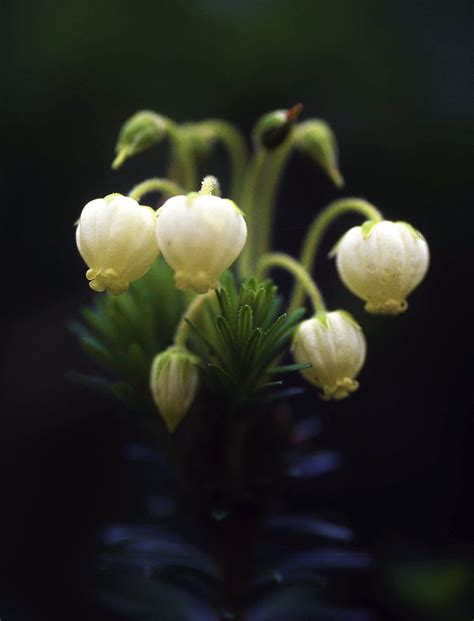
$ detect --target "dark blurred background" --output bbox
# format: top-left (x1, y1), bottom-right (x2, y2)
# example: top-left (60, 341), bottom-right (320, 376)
top-left (1, 1), bottom-right (472, 619)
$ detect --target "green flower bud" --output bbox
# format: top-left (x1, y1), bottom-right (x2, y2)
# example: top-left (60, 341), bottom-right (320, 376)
top-left (335, 220), bottom-right (429, 315)
top-left (294, 120), bottom-right (344, 187)
top-left (150, 346), bottom-right (200, 433)
top-left (253, 104), bottom-right (303, 150)
top-left (112, 110), bottom-right (167, 169)
top-left (292, 311), bottom-right (366, 400)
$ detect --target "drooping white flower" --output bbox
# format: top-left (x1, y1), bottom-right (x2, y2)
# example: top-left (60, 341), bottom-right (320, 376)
top-left (76, 193), bottom-right (159, 294)
top-left (150, 346), bottom-right (200, 433)
top-left (292, 311), bottom-right (366, 400)
top-left (335, 220), bottom-right (429, 315)
top-left (155, 193), bottom-right (247, 294)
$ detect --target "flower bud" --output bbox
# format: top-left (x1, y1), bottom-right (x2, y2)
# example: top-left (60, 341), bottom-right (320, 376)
top-left (335, 220), bottom-right (429, 315)
top-left (112, 110), bottom-right (167, 169)
top-left (76, 193), bottom-right (159, 294)
top-left (150, 346), bottom-right (200, 433)
top-left (294, 120), bottom-right (344, 187)
top-left (156, 193), bottom-right (247, 294)
top-left (253, 104), bottom-right (303, 150)
top-left (292, 311), bottom-right (366, 400)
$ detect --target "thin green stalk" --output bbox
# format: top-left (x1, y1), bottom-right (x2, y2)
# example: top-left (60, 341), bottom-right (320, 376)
top-left (291, 198), bottom-right (383, 310)
top-left (166, 120), bottom-right (199, 191)
top-left (239, 135), bottom-right (296, 278)
top-left (257, 252), bottom-right (326, 315)
top-left (197, 120), bottom-right (249, 200)
top-left (255, 140), bottom-right (294, 261)
top-left (174, 292), bottom-right (214, 348)
top-left (238, 150), bottom-right (266, 278)
top-left (128, 177), bottom-right (185, 202)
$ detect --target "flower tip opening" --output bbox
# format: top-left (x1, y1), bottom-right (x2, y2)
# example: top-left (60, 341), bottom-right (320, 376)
top-left (111, 148), bottom-right (129, 170)
top-left (329, 166), bottom-right (345, 188)
top-left (286, 103), bottom-right (304, 122)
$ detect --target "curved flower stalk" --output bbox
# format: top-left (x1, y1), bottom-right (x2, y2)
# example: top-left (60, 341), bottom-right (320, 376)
top-left (239, 106), bottom-right (344, 276)
top-left (72, 103), bottom-right (430, 620)
top-left (180, 119), bottom-right (249, 200)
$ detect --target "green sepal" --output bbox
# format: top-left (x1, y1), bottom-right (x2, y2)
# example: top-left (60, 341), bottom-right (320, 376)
top-left (315, 311), bottom-right (330, 330)
top-left (361, 220), bottom-right (377, 238)
top-left (396, 220), bottom-right (424, 240)
top-left (328, 235), bottom-right (343, 258)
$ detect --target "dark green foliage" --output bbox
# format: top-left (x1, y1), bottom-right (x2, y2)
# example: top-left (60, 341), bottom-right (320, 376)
top-left (71, 265), bottom-right (307, 413)
top-left (71, 268), bottom-right (370, 621)
top-left (70, 256), bottom-right (190, 410)
top-left (186, 273), bottom-right (307, 405)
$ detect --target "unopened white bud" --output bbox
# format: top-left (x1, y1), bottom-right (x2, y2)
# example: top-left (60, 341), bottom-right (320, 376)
top-left (156, 193), bottom-right (247, 294)
top-left (335, 220), bottom-right (429, 315)
top-left (292, 311), bottom-right (366, 400)
top-left (150, 346), bottom-right (200, 433)
top-left (76, 194), bottom-right (159, 295)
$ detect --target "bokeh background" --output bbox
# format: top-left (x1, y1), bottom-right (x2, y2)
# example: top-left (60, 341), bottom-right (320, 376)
top-left (1, 1), bottom-right (472, 619)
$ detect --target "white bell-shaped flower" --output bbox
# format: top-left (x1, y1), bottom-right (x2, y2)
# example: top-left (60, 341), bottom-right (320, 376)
top-left (335, 220), bottom-right (429, 314)
top-left (76, 193), bottom-right (159, 294)
top-left (150, 346), bottom-right (200, 433)
top-left (155, 193), bottom-right (247, 294)
top-left (292, 311), bottom-right (366, 400)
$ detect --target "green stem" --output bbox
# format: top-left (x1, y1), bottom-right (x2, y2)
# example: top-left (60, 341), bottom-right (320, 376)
top-left (239, 135), bottom-right (296, 278)
top-left (255, 140), bottom-right (294, 261)
top-left (128, 177), bottom-right (185, 202)
top-left (238, 150), bottom-right (266, 278)
top-left (290, 198), bottom-right (383, 310)
top-left (174, 292), bottom-right (214, 348)
top-left (197, 120), bottom-right (249, 200)
top-left (166, 120), bottom-right (199, 191)
top-left (257, 252), bottom-right (326, 314)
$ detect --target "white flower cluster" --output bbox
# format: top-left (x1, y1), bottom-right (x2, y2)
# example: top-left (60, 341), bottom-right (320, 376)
top-left (75, 178), bottom-right (429, 423)
top-left (76, 190), bottom-right (247, 295)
